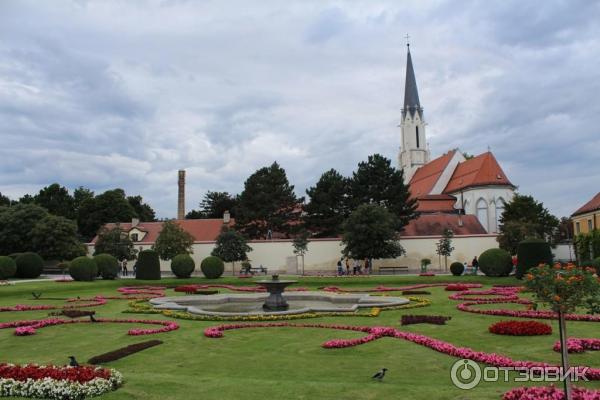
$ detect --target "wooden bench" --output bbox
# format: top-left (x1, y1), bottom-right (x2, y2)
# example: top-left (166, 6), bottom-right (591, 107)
top-left (378, 266), bottom-right (409, 275)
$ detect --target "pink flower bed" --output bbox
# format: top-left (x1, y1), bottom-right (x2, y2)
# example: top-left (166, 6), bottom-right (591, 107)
top-left (0, 318), bottom-right (178, 336)
top-left (456, 299), bottom-right (600, 322)
top-left (553, 338), bottom-right (600, 354)
top-left (203, 322), bottom-right (600, 381)
top-left (503, 385), bottom-right (600, 399)
top-left (321, 283), bottom-right (482, 294)
top-left (448, 287), bottom-right (521, 301)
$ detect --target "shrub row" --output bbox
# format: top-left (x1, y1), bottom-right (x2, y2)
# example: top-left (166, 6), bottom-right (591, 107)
top-left (488, 320), bottom-right (552, 336)
top-left (400, 315), bottom-right (451, 326)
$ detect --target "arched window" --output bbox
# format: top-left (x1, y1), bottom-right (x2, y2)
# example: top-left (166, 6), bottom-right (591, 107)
top-left (476, 198), bottom-right (488, 231)
top-left (495, 197), bottom-right (505, 231)
top-left (416, 126), bottom-right (420, 148)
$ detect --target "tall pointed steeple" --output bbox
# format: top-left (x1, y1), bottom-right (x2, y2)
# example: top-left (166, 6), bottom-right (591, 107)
top-left (398, 43), bottom-right (430, 182)
top-left (403, 46), bottom-right (422, 118)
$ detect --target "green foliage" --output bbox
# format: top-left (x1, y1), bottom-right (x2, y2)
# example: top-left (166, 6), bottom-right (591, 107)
top-left (591, 257), bottom-right (600, 275)
top-left (33, 183), bottom-right (75, 219)
top-left (0, 256), bottom-right (17, 279)
top-left (436, 229), bottom-right (454, 269)
top-left (516, 238), bottom-right (553, 279)
top-left (450, 262), bottom-right (464, 276)
top-left (93, 226), bottom-right (136, 261)
top-left (574, 230), bottom-right (600, 263)
top-left (77, 188), bottom-right (138, 241)
top-left (304, 169), bottom-right (350, 237)
top-left (479, 248), bottom-right (513, 277)
top-left (341, 204), bottom-right (405, 260)
top-left (349, 154), bottom-right (418, 230)
top-left (15, 252), bottom-right (44, 279)
top-left (235, 162), bottom-right (301, 238)
top-left (0, 203), bottom-right (48, 255)
top-left (153, 220), bottom-right (194, 260)
top-left (69, 256), bottom-right (98, 281)
top-left (30, 215), bottom-right (86, 261)
top-left (420, 258), bottom-right (431, 273)
top-left (94, 253), bottom-right (120, 280)
top-left (127, 195), bottom-right (157, 222)
top-left (211, 228), bottom-right (252, 264)
top-left (136, 250), bottom-right (161, 280)
top-left (189, 191), bottom-right (238, 219)
top-left (0, 192), bottom-right (11, 207)
top-left (525, 264), bottom-right (600, 313)
top-left (292, 230), bottom-right (309, 256)
top-left (497, 194), bottom-right (559, 254)
top-left (171, 254), bottom-right (195, 278)
top-left (201, 256), bottom-right (225, 279)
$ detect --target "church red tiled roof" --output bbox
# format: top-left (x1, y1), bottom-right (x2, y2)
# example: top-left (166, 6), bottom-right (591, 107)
top-left (572, 192), bottom-right (600, 217)
top-left (443, 152), bottom-right (514, 193)
top-left (401, 214), bottom-right (487, 236)
top-left (408, 150), bottom-right (456, 197)
top-left (415, 194), bottom-right (457, 213)
top-left (90, 219), bottom-right (235, 244)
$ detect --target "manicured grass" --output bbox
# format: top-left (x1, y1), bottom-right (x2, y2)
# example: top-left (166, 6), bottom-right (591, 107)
top-left (1, 275), bottom-right (599, 399)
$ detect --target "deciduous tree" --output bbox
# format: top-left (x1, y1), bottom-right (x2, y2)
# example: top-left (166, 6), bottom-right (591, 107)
top-left (153, 220), bottom-right (194, 260)
top-left (30, 215), bottom-right (86, 261)
top-left (211, 227), bottom-right (252, 273)
top-left (93, 226), bottom-right (136, 261)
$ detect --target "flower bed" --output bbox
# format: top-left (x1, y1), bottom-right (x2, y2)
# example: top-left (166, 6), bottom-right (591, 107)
top-left (0, 363), bottom-right (122, 399)
top-left (202, 322), bottom-right (600, 380)
top-left (456, 299), bottom-right (600, 322)
top-left (1, 297), bottom-right (108, 313)
top-left (503, 385), bottom-right (600, 399)
top-left (88, 340), bottom-right (163, 365)
top-left (0, 318), bottom-right (179, 336)
top-left (489, 320), bottom-right (552, 336)
top-left (445, 283), bottom-right (480, 291)
top-left (448, 286), bottom-right (521, 301)
top-left (400, 315), bottom-right (451, 326)
top-left (553, 338), bottom-right (600, 354)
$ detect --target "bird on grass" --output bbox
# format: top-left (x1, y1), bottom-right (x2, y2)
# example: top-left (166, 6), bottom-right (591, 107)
top-left (68, 356), bottom-right (79, 367)
top-left (31, 292), bottom-right (41, 300)
top-left (372, 368), bottom-right (387, 381)
top-left (89, 314), bottom-right (97, 323)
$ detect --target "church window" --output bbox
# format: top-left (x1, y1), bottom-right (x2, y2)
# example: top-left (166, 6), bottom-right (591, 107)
top-left (131, 233), bottom-right (139, 242)
top-left (495, 197), bottom-right (505, 230)
top-left (416, 126), bottom-right (420, 148)
top-left (476, 198), bottom-right (488, 231)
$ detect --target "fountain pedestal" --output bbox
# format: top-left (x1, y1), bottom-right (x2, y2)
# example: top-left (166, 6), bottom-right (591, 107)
top-left (256, 275), bottom-right (298, 311)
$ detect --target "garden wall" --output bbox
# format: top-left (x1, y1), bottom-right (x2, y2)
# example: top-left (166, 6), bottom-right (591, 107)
top-left (88, 234), bottom-right (499, 274)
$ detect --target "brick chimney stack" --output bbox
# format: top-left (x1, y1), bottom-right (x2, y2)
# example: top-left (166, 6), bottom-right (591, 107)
top-left (177, 170), bottom-right (186, 220)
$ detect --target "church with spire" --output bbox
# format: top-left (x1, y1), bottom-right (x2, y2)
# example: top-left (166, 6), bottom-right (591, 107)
top-left (398, 44), bottom-right (516, 235)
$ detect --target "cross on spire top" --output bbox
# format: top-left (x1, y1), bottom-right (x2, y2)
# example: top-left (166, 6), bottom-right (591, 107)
top-left (405, 33), bottom-right (410, 48)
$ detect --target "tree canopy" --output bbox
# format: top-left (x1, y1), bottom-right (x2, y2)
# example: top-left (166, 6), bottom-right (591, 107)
top-left (153, 220), bottom-right (194, 260)
top-left (127, 195), bottom-right (156, 222)
top-left (197, 191), bottom-right (237, 219)
top-left (304, 169), bottom-right (349, 237)
top-left (0, 192), bottom-right (11, 207)
top-left (30, 215), bottom-right (87, 260)
top-left (211, 227), bottom-right (252, 264)
top-left (498, 194), bottom-right (559, 254)
top-left (235, 162), bottom-right (301, 239)
top-left (77, 189), bottom-right (138, 241)
top-left (349, 154), bottom-right (418, 230)
top-left (341, 204), bottom-right (405, 260)
top-left (0, 203), bottom-right (48, 255)
top-left (33, 183), bottom-right (75, 219)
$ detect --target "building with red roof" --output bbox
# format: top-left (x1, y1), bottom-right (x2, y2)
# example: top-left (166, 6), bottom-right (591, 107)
top-left (571, 192), bottom-right (600, 235)
top-left (399, 45), bottom-right (516, 234)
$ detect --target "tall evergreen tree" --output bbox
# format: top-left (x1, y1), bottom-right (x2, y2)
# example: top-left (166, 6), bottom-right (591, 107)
top-left (349, 154), bottom-right (418, 230)
top-left (33, 183), bottom-right (75, 219)
top-left (235, 162), bottom-right (302, 239)
top-left (304, 169), bottom-right (349, 237)
top-left (198, 191), bottom-right (237, 219)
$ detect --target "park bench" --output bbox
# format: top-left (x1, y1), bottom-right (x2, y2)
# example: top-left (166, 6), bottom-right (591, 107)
top-left (378, 266), bottom-right (409, 275)
top-left (240, 266), bottom-right (268, 276)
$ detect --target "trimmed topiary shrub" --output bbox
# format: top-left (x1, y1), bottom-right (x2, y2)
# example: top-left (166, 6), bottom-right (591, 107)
top-left (479, 248), bottom-right (513, 277)
top-left (15, 252), bottom-right (44, 279)
top-left (450, 262), bottom-right (464, 276)
top-left (201, 256), bottom-right (224, 279)
top-left (69, 256), bottom-right (98, 281)
top-left (136, 250), bottom-right (161, 280)
top-left (0, 256), bottom-right (17, 279)
top-left (171, 254), bottom-right (195, 278)
top-left (516, 239), bottom-right (553, 279)
top-left (94, 254), bottom-right (120, 280)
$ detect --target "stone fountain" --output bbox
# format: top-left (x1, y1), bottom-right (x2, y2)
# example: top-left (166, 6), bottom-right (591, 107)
top-left (255, 274), bottom-right (298, 311)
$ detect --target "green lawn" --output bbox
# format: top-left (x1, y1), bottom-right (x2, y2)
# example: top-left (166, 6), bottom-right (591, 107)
top-left (1, 275), bottom-right (599, 399)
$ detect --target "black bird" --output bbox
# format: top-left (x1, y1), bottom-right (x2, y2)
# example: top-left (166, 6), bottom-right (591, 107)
top-left (89, 314), bottom-right (97, 323)
top-left (32, 292), bottom-right (41, 300)
top-left (372, 368), bottom-right (387, 381)
top-left (68, 356), bottom-right (79, 367)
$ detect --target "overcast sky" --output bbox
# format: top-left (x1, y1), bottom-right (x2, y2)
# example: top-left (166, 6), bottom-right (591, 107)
top-left (1, 0), bottom-right (599, 219)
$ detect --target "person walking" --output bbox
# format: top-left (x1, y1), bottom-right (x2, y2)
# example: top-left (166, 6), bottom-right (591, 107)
top-left (353, 259), bottom-right (361, 275)
top-left (471, 256), bottom-right (479, 275)
top-left (363, 258), bottom-right (369, 275)
top-left (337, 259), bottom-right (344, 276)
top-left (122, 259), bottom-right (128, 277)
top-left (345, 258), bottom-right (350, 275)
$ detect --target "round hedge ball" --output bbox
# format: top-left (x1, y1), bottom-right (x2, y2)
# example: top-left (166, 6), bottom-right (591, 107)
top-left (201, 256), bottom-right (224, 279)
top-left (15, 252), bottom-right (44, 279)
top-left (94, 253), bottom-right (120, 280)
top-left (0, 256), bottom-right (17, 279)
top-left (69, 256), bottom-right (98, 281)
top-left (479, 248), bottom-right (513, 277)
top-left (171, 254), bottom-right (195, 278)
top-left (449, 261), bottom-right (464, 276)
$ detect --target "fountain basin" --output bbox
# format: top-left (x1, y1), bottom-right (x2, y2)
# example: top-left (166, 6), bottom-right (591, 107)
top-left (150, 292), bottom-right (410, 316)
